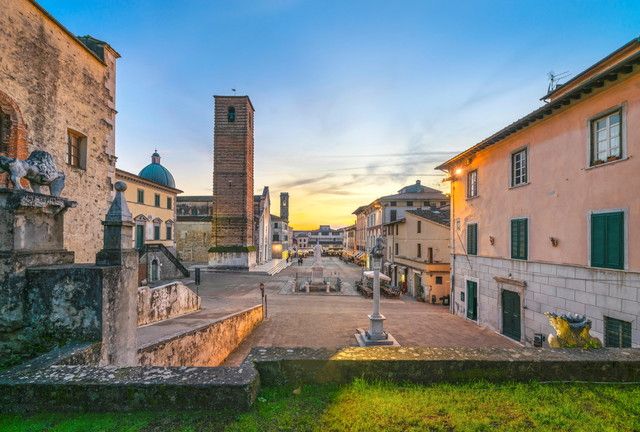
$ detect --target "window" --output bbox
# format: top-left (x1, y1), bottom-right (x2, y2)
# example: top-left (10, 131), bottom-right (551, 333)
top-left (390, 201), bottom-right (397, 207)
top-left (153, 225), bottom-right (160, 240)
top-left (511, 149), bottom-right (527, 187)
top-left (273, 234), bottom-right (279, 242)
top-left (137, 189), bottom-right (144, 204)
top-left (428, 247), bottom-right (433, 263)
top-left (166, 225), bottom-right (172, 240)
top-left (423, 201), bottom-right (429, 207)
top-left (604, 316), bottom-right (631, 347)
top-left (417, 243), bottom-right (422, 258)
top-left (435, 276), bottom-right (443, 284)
top-left (417, 221), bottom-right (422, 233)
top-left (395, 225), bottom-right (399, 235)
top-left (394, 243), bottom-right (399, 255)
top-left (591, 110), bottom-right (622, 165)
top-left (390, 210), bottom-right (397, 222)
top-left (227, 106), bottom-right (236, 122)
top-left (406, 201), bottom-right (413, 206)
top-left (467, 223), bottom-right (478, 255)
top-left (67, 130), bottom-right (87, 169)
top-left (154, 194), bottom-right (161, 207)
top-left (167, 197), bottom-right (172, 209)
top-left (467, 170), bottom-right (478, 197)
top-left (274, 222), bottom-right (279, 228)
top-left (591, 211), bottom-right (624, 269)
top-left (0, 109), bottom-right (11, 153)
top-left (511, 218), bottom-right (528, 260)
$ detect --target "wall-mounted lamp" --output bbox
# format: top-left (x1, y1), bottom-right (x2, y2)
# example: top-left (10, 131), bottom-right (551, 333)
top-left (550, 237), bottom-right (559, 247)
top-left (489, 235), bottom-right (495, 246)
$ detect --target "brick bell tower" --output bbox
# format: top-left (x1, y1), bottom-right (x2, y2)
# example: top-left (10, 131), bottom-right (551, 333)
top-left (209, 95), bottom-right (256, 268)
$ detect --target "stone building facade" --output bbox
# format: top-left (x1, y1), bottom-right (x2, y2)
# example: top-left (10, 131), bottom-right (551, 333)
top-left (383, 209), bottom-right (450, 303)
top-left (0, 0), bottom-right (119, 262)
top-left (210, 96), bottom-right (256, 268)
top-left (253, 187), bottom-right (272, 264)
top-left (176, 196), bottom-right (213, 263)
top-left (437, 37), bottom-right (640, 347)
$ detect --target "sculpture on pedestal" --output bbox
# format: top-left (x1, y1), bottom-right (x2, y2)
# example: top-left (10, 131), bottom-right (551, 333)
top-left (545, 312), bottom-right (602, 349)
top-left (0, 150), bottom-right (65, 196)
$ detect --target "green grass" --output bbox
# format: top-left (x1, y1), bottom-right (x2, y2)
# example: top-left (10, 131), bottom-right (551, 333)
top-left (2, 380), bottom-right (640, 432)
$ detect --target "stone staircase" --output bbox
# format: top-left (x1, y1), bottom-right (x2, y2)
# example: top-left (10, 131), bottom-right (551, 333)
top-left (250, 259), bottom-right (290, 276)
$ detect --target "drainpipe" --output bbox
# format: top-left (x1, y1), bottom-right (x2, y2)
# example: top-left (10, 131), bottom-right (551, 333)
top-left (449, 173), bottom-right (455, 315)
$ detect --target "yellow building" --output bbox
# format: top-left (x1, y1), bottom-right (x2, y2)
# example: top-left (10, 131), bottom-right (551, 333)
top-left (384, 208), bottom-right (451, 303)
top-left (115, 151), bottom-right (182, 252)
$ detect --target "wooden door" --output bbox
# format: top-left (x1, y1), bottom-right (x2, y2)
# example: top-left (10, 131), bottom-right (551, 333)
top-left (466, 280), bottom-right (477, 320)
top-left (501, 290), bottom-right (521, 341)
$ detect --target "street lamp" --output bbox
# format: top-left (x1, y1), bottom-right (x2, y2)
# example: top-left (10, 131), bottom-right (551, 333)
top-left (355, 237), bottom-right (399, 346)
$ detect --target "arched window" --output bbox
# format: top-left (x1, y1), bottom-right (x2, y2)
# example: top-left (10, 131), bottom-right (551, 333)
top-left (0, 108), bottom-right (12, 154)
top-left (227, 106), bottom-right (236, 122)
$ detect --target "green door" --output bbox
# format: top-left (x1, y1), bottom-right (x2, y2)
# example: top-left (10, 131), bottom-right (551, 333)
top-left (502, 290), bottom-right (521, 341)
top-left (466, 280), bottom-right (477, 320)
top-left (135, 225), bottom-right (145, 249)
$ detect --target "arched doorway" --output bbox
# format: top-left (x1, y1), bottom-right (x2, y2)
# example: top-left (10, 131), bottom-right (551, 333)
top-left (0, 90), bottom-right (28, 187)
top-left (151, 259), bottom-right (160, 282)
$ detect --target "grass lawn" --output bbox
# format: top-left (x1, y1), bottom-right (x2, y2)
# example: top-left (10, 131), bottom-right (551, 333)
top-left (1, 380), bottom-right (639, 432)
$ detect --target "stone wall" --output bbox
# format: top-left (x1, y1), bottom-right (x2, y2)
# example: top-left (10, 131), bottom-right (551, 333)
top-left (176, 220), bottom-right (211, 263)
top-left (452, 254), bottom-right (640, 347)
top-left (0, 0), bottom-right (118, 263)
top-left (139, 247), bottom-right (186, 283)
top-left (250, 346), bottom-right (640, 386)
top-left (138, 305), bottom-right (263, 367)
top-left (137, 281), bottom-right (200, 326)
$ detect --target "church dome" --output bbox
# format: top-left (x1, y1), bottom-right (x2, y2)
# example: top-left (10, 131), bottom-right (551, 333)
top-left (138, 151), bottom-right (176, 188)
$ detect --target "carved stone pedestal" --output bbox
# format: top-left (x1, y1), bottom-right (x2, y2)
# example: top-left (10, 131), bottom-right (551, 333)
top-left (0, 189), bottom-right (76, 332)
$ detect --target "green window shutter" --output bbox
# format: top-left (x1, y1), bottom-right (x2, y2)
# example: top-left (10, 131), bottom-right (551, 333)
top-left (591, 212), bottom-right (624, 270)
top-left (606, 212), bottom-right (624, 269)
top-left (467, 224), bottom-right (477, 255)
top-left (511, 219), bottom-right (528, 260)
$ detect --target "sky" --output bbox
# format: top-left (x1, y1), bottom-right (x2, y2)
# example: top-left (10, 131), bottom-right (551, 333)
top-left (40, 0), bottom-right (640, 230)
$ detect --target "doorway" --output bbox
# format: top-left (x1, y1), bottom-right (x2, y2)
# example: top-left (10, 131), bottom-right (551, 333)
top-left (135, 224), bottom-right (145, 249)
top-left (466, 280), bottom-right (477, 321)
top-left (501, 290), bottom-right (521, 341)
top-left (151, 259), bottom-right (159, 282)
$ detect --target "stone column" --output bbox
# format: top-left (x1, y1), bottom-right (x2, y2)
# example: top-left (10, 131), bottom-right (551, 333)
top-left (96, 182), bottom-right (138, 366)
top-left (355, 237), bottom-right (399, 346)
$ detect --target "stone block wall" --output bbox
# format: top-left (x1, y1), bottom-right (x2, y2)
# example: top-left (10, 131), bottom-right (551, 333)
top-left (452, 254), bottom-right (640, 346)
top-left (137, 281), bottom-right (201, 326)
top-left (176, 220), bottom-right (211, 263)
top-left (0, 0), bottom-right (118, 262)
top-left (138, 305), bottom-right (263, 367)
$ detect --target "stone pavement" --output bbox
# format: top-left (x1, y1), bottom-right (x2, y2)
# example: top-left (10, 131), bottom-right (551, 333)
top-left (138, 257), bottom-right (516, 366)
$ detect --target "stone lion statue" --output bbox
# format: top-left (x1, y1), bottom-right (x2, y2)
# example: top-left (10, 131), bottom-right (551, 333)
top-left (0, 150), bottom-right (66, 197)
top-left (545, 312), bottom-right (602, 349)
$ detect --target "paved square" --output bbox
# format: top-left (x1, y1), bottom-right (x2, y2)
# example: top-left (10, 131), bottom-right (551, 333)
top-left (174, 257), bottom-right (517, 366)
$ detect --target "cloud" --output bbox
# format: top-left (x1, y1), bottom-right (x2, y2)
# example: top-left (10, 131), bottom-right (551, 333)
top-left (276, 173), bottom-right (334, 189)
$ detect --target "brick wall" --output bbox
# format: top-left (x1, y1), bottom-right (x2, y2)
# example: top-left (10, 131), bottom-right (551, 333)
top-left (212, 96), bottom-right (254, 247)
top-left (0, 0), bottom-right (118, 262)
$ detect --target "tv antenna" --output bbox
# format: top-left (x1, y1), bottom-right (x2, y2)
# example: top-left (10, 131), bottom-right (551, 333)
top-left (547, 70), bottom-right (571, 93)
top-left (231, 88), bottom-right (237, 95)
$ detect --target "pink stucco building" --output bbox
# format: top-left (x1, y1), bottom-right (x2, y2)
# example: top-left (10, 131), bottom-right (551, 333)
top-left (438, 37), bottom-right (640, 347)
